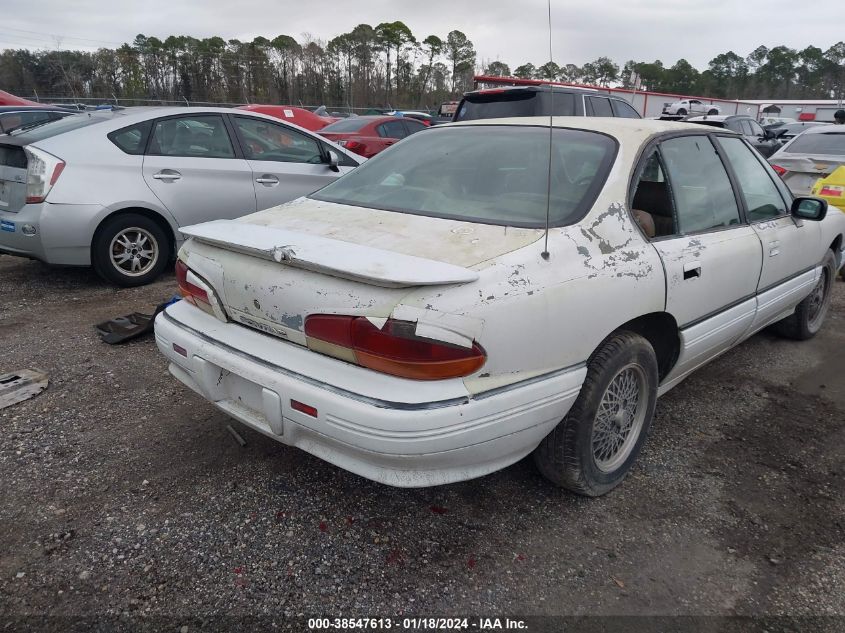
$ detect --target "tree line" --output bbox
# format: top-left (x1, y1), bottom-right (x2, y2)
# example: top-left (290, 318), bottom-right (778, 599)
top-left (1, 23), bottom-right (843, 109)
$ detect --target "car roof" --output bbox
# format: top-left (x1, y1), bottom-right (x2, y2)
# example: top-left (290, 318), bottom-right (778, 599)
top-left (685, 115), bottom-right (748, 123)
top-left (447, 116), bottom-right (736, 141)
top-left (0, 105), bottom-right (71, 112)
top-left (798, 125), bottom-right (845, 135)
top-left (465, 85), bottom-right (600, 97)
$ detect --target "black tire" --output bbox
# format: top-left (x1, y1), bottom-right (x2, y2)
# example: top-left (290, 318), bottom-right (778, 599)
top-left (533, 331), bottom-right (659, 496)
top-left (676, 108), bottom-right (687, 116)
top-left (92, 213), bottom-right (170, 287)
top-left (772, 250), bottom-right (836, 340)
top-left (707, 108), bottom-right (719, 115)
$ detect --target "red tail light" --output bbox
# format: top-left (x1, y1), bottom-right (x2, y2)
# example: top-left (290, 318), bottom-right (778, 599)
top-left (175, 259), bottom-right (209, 307)
top-left (771, 164), bottom-right (787, 177)
top-left (304, 315), bottom-right (486, 380)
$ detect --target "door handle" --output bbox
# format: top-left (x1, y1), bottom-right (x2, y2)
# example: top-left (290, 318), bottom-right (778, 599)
top-left (152, 171), bottom-right (181, 181)
top-left (255, 175), bottom-right (280, 185)
top-left (683, 261), bottom-right (701, 280)
top-left (769, 240), bottom-right (780, 257)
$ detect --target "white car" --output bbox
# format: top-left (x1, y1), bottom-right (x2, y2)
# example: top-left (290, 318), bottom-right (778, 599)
top-left (768, 125), bottom-right (845, 195)
top-left (662, 99), bottom-right (720, 116)
top-left (0, 107), bottom-right (362, 286)
top-left (154, 118), bottom-right (845, 495)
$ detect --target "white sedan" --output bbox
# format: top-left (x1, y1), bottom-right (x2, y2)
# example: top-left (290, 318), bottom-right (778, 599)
top-left (662, 99), bottom-right (720, 116)
top-left (154, 118), bottom-right (845, 495)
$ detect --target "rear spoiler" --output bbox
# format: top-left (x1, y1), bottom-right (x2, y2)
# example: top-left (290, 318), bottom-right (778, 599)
top-left (180, 220), bottom-right (480, 289)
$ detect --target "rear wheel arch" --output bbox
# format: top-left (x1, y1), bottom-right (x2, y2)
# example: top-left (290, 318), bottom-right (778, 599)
top-left (602, 312), bottom-right (680, 382)
top-left (830, 235), bottom-right (843, 269)
top-left (90, 207), bottom-right (176, 286)
top-left (92, 207), bottom-right (177, 263)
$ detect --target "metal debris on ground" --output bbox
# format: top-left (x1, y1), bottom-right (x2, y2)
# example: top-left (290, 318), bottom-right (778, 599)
top-left (94, 297), bottom-right (180, 344)
top-left (226, 424), bottom-right (247, 447)
top-left (0, 369), bottom-right (49, 410)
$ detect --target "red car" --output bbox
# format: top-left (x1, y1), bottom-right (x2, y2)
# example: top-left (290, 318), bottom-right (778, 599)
top-left (236, 104), bottom-right (337, 132)
top-left (318, 115), bottom-right (429, 158)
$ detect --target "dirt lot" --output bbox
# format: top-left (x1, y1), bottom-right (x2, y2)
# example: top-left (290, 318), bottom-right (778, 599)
top-left (0, 254), bottom-right (843, 631)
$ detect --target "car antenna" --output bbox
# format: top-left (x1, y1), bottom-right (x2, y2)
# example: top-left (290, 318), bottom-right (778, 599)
top-left (541, 0), bottom-right (554, 261)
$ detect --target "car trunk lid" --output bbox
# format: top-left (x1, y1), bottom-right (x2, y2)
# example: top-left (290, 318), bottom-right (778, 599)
top-left (179, 198), bottom-right (543, 343)
top-left (772, 155), bottom-right (845, 195)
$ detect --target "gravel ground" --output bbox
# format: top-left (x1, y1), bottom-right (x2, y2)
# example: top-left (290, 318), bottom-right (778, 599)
top-left (0, 254), bottom-right (843, 631)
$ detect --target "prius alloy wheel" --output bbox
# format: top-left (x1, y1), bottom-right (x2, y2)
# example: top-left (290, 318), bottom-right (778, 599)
top-left (110, 227), bottom-right (159, 277)
top-left (93, 212), bottom-right (170, 287)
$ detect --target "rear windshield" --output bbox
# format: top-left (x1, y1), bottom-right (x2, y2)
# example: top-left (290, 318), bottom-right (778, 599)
top-left (785, 132), bottom-right (845, 156)
top-left (311, 125), bottom-right (617, 228)
top-left (321, 118), bottom-right (372, 133)
top-left (689, 120), bottom-right (727, 129)
top-left (455, 91), bottom-right (576, 121)
top-left (8, 112), bottom-right (110, 142)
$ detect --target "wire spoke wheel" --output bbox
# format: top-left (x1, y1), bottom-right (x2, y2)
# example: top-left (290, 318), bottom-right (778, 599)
top-left (591, 364), bottom-right (648, 473)
top-left (806, 267), bottom-right (831, 331)
top-left (109, 227), bottom-right (159, 277)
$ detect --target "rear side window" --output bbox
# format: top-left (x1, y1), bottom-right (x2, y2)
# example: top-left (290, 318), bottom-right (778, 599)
top-left (660, 135), bottom-right (741, 234)
top-left (378, 120), bottom-right (407, 139)
top-left (148, 115), bottom-right (234, 158)
top-left (403, 120), bottom-right (427, 135)
top-left (321, 118), bottom-right (371, 133)
top-left (784, 132), bottom-right (845, 156)
top-left (587, 97), bottom-right (613, 117)
top-left (611, 100), bottom-right (641, 119)
top-left (108, 120), bottom-right (152, 155)
top-left (456, 92), bottom-right (538, 121)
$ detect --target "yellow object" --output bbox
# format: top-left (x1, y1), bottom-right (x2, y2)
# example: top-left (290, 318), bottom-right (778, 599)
top-left (811, 165), bottom-right (845, 212)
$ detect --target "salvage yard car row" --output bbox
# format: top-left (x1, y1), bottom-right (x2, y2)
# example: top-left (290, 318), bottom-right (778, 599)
top-left (2, 100), bottom-right (844, 495)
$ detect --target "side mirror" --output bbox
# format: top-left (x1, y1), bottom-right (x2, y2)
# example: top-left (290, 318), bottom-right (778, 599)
top-left (791, 197), bottom-right (828, 221)
top-left (326, 150), bottom-right (340, 172)
top-left (763, 128), bottom-right (775, 140)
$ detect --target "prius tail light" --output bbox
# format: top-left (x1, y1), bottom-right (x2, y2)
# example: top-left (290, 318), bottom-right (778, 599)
top-left (304, 315), bottom-right (486, 380)
top-left (771, 164), bottom-right (788, 177)
top-left (24, 146), bottom-right (65, 204)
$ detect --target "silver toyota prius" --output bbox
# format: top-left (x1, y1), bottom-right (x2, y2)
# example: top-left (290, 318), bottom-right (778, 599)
top-left (0, 106), bottom-right (362, 285)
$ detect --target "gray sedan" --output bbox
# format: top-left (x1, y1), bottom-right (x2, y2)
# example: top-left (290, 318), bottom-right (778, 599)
top-left (0, 107), bottom-right (362, 285)
top-left (768, 125), bottom-right (845, 196)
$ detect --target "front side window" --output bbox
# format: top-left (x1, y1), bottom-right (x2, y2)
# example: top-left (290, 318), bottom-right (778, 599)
top-left (660, 135), bottom-right (741, 234)
top-left (748, 120), bottom-right (765, 137)
top-left (718, 136), bottom-right (787, 221)
top-left (149, 115), bottom-right (234, 158)
top-left (234, 116), bottom-right (322, 163)
top-left (312, 125), bottom-right (617, 228)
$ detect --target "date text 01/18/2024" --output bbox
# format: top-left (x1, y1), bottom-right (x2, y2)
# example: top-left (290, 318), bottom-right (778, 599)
top-left (307, 618), bottom-right (529, 630)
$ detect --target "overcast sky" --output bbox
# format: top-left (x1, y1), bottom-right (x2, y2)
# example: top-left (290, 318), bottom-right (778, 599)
top-left (2, 0), bottom-right (842, 70)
